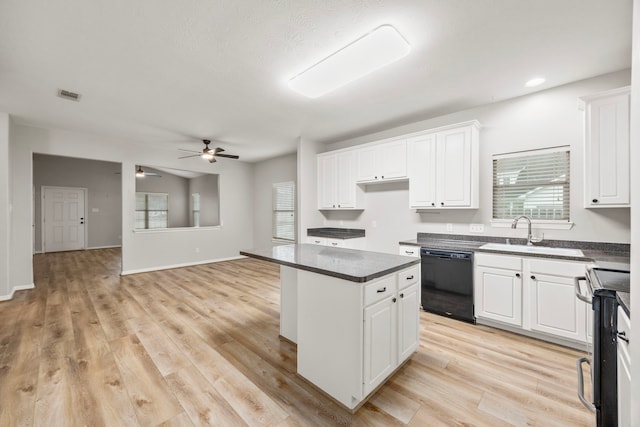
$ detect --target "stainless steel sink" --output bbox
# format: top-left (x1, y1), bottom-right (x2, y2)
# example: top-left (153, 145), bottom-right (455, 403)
top-left (479, 243), bottom-right (584, 257)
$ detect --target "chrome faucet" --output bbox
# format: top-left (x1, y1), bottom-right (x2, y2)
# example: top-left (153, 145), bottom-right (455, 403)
top-left (511, 215), bottom-right (534, 246)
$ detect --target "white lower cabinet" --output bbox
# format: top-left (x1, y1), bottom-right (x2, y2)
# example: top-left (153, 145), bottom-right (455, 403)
top-left (363, 269), bottom-right (420, 395)
top-left (474, 254), bottom-right (523, 327)
top-left (474, 252), bottom-right (591, 345)
top-left (297, 265), bottom-right (420, 409)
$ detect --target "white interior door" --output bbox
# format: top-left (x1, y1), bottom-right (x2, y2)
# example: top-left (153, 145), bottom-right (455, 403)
top-left (43, 187), bottom-right (86, 253)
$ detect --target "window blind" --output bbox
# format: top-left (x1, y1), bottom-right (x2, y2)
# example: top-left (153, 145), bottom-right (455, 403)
top-left (492, 147), bottom-right (570, 221)
top-left (135, 192), bottom-right (169, 229)
top-left (272, 182), bottom-right (295, 241)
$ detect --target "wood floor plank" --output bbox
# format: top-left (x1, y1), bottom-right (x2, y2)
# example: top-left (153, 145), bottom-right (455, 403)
top-left (0, 249), bottom-right (594, 426)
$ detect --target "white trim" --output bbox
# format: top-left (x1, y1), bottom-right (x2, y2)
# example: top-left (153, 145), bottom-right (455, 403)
top-left (490, 219), bottom-right (574, 230)
top-left (132, 225), bottom-right (222, 233)
top-left (492, 145), bottom-right (570, 160)
top-left (577, 85), bottom-right (631, 110)
top-left (86, 245), bottom-right (122, 250)
top-left (120, 255), bottom-right (246, 276)
top-left (33, 250), bottom-right (43, 254)
top-left (0, 283), bottom-right (35, 301)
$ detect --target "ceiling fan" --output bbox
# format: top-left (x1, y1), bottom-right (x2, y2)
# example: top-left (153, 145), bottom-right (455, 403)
top-left (115, 166), bottom-right (161, 177)
top-left (178, 139), bottom-right (240, 163)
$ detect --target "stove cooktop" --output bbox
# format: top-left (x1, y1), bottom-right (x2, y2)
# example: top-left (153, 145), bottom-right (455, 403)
top-left (589, 267), bottom-right (630, 293)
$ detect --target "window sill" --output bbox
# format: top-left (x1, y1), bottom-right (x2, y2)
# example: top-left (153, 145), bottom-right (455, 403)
top-left (133, 225), bottom-right (222, 233)
top-left (272, 238), bottom-right (296, 244)
top-left (490, 220), bottom-right (575, 230)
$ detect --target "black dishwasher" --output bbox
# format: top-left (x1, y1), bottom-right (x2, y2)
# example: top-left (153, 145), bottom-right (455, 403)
top-left (420, 248), bottom-right (475, 323)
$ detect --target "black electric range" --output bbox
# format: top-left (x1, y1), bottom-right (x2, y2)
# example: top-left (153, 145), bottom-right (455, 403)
top-left (579, 267), bottom-right (630, 427)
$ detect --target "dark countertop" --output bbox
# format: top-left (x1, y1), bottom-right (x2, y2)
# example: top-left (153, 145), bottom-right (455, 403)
top-left (307, 227), bottom-right (366, 239)
top-left (618, 292), bottom-right (630, 317)
top-left (240, 244), bottom-right (419, 283)
top-left (398, 233), bottom-right (630, 267)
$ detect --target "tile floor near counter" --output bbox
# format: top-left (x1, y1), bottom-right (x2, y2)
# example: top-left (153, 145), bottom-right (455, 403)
top-left (0, 249), bottom-right (593, 426)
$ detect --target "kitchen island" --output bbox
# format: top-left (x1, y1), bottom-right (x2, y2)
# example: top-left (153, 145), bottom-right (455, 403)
top-left (240, 244), bottom-right (421, 411)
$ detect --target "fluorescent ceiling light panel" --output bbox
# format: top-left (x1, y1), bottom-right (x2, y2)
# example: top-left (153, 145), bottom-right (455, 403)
top-left (288, 25), bottom-right (411, 98)
top-left (525, 77), bottom-right (546, 88)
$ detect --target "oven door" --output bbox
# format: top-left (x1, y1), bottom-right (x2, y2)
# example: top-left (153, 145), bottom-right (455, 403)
top-left (575, 275), bottom-right (596, 413)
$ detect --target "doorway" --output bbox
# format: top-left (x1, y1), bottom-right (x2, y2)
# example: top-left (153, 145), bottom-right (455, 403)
top-left (42, 186), bottom-right (87, 253)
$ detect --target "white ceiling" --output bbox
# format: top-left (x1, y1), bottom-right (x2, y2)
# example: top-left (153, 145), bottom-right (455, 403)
top-left (0, 0), bottom-right (632, 162)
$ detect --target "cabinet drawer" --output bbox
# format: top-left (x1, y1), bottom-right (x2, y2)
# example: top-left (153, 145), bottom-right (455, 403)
top-left (475, 253), bottom-right (521, 270)
top-left (364, 276), bottom-right (397, 306)
top-left (326, 238), bottom-right (345, 248)
top-left (307, 237), bottom-right (326, 245)
top-left (398, 245), bottom-right (420, 257)
top-left (398, 266), bottom-right (419, 288)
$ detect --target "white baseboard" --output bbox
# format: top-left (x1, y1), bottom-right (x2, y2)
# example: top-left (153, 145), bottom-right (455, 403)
top-left (33, 251), bottom-right (43, 254)
top-left (86, 245), bottom-right (122, 250)
top-left (0, 283), bottom-right (35, 301)
top-left (120, 255), bottom-right (247, 276)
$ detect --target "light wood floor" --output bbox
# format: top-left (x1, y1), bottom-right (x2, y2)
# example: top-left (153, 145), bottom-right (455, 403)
top-left (0, 248), bottom-right (594, 426)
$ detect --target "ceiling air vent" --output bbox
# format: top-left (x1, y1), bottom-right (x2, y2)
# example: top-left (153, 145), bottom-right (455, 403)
top-left (57, 89), bottom-right (81, 102)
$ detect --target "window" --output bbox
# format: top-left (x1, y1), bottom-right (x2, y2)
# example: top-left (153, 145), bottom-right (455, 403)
top-left (135, 192), bottom-right (168, 229)
top-left (273, 181), bottom-right (295, 241)
top-left (493, 147), bottom-right (570, 221)
top-left (192, 193), bottom-right (200, 227)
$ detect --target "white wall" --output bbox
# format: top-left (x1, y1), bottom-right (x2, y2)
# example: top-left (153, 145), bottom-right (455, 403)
top-left (629, 0), bottom-right (639, 423)
top-left (0, 113), bottom-right (10, 299)
top-left (311, 70), bottom-right (632, 253)
top-left (252, 153), bottom-right (297, 248)
top-left (33, 154), bottom-right (122, 251)
top-left (9, 124), bottom-right (254, 286)
top-left (297, 137), bottom-right (325, 243)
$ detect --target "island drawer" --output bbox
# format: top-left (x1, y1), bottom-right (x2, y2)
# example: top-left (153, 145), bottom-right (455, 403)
top-left (398, 266), bottom-right (419, 288)
top-left (364, 276), bottom-right (397, 306)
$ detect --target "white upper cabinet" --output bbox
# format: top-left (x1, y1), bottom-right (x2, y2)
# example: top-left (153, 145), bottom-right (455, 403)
top-left (356, 140), bottom-right (407, 183)
top-left (580, 86), bottom-right (631, 208)
top-left (408, 121), bottom-right (480, 209)
top-left (317, 150), bottom-right (363, 210)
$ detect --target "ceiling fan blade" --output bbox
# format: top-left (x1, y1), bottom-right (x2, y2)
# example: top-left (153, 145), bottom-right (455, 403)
top-left (178, 148), bottom-right (200, 154)
top-left (215, 153), bottom-right (239, 159)
top-left (178, 154), bottom-right (200, 159)
top-left (214, 147), bottom-right (225, 153)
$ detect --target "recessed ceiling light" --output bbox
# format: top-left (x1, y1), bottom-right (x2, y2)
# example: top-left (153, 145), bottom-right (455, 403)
top-left (524, 77), bottom-right (545, 88)
top-left (288, 25), bottom-right (411, 98)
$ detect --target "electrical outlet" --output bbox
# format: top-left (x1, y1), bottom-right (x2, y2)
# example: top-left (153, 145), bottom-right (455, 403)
top-left (372, 220), bottom-right (377, 229)
top-left (195, 247), bottom-right (200, 253)
top-left (446, 223), bottom-right (453, 232)
top-left (339, 220), bottom-right (344, 226)
top-left (469, 224), bottom-right (485, 233)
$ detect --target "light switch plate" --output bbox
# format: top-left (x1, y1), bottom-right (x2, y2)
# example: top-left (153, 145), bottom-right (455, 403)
top-left (469, 224), bottom-right (484, 233)
top-left (446, 223), bottom-right (453, 232)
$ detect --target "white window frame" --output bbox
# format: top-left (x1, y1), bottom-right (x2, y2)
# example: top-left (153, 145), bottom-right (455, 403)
top-left (490, 146), bottom-right (574, 230)
top-left (272, 181), bottom-right (296, 242)
top-left (135, 192), bottom-right (169, 229)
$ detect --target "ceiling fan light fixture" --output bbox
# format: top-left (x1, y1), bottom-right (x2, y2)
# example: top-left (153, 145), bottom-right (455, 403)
top-left (201, 152), bottom-right (214, 160)
top-left (135, 166), bottom-right (145, 177)
top-left (288, 24), bottom-right (411, 98)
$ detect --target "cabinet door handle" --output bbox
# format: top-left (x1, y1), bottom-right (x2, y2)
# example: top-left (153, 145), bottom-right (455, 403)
top-left (406, 275), bottom-right (414, 280)
top-left (381, 175), bottom-right (384, 179)
top-left (405, 250), bottom-right (414, 255)
top-left (617, 331), bottom-right (629, 343)
top-left (374, 176), bottom-right (378, 179)
top-left (400, 293), bottom-right (404, 298)
top-left (331, 242), bottom-right (338, 246)
top-left (515, 273), bottom-right (520, 278)
top-left (392, 297), bottom-right (397, 303)
top-left (431, 202), bottom-right (435, 207)
top-left (440, 202), bottom-right (444, 206)
top-left (530, 275), bottom-right (536, 280)
top-left (314, 240), bottom-right (321, 244)
top-left (592, 198), bottom-right (599, 203)
top-left (377, 287), bottom-right (387, 293)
